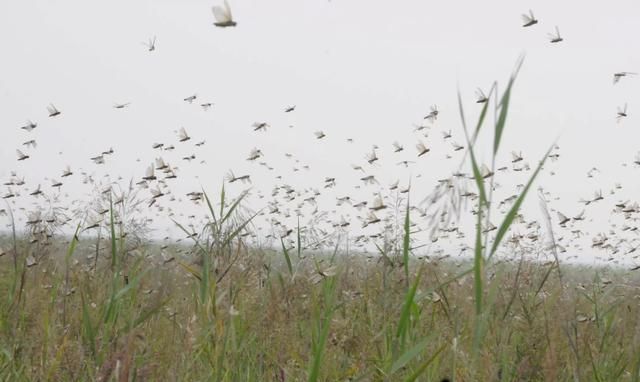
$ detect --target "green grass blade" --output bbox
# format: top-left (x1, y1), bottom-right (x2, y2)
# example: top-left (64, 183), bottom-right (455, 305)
top-left (297, 216), bottom-right (302, 259)
top-left (114, 268), bottom-right (149, 301)
top-left (133, 297), bottom-right (170, 328)
top-left (280, 238), bottom-right (293, 276)
top-left (221, 210), bottom-right (260, 248)
top-left (402, 344), bottom-right (446, 382)
top-left (403, 195), bottom-right (411, 285)
top-left (396, 269), bottom-right (422, 351)
top-left (308, 277), bottom-right (337, 382)
top-left (458, 91), bottom-right (488, 206)
top-left (202, 188), bottom-right (219, 228)
top-left (375, 242), bottom-right (393, 267)
top-left (220, 190), bottom-right (249, 226)
top-left (389, 337), bottom-right (431, 375)
top-left (109, 196), bottom-right (117, 270)
top-left (488, 144), bottom-right (552, 259)
top-left (493, 56), bottom-right (524, 155)
top-left (219, 182), bottom-right (226, 222)
top-left (472, 85), bottom-right (494, 144)
top-left (473, 204), bottom-right (484, 315)
top-left (80, 292), bottom-right (97, 360)
top-left (65, 224), bottom-right (81, 264)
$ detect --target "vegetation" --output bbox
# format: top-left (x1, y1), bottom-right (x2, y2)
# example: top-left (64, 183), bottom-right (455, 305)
top-left (3, 229), bottom-right (640, 381)
top-left (2, 62), bottom-right (640, 381)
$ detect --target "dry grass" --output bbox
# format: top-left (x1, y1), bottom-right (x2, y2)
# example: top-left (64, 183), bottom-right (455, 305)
top-left (3, 61), bottom-right (637, 381)
top-left (2, 239), bottom-right (640, 381)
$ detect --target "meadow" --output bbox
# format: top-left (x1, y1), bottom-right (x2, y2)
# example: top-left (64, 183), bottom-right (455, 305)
top-left (2, 223), bottom-right (640, 381)
top-left (3, 65), bottom-right (640, 381)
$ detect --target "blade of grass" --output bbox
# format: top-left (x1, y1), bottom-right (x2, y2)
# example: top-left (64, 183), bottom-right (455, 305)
top-left (402, 195), bottom-right (411, 286)
top-left (488, 145), bottom-right (553, 260)
top-left (202, 188), bottom-right (219, 229)
top-left (109, 196), bottom-right (117, 271)
top-left (473, 205), bottom-right (484, 316)
top-left (80, 292), bottom-right (97, 361)
top-left (493, 56), bottom-right (524, 155)
top-left (308, 276), bottom-right (337, 382)
top-left (280, 238), bottom-right (293, 277)
top-left (396, 269), bottom-right (422, 353)
top-left (389, 336), bottom-right (431, 375)
top-left (402, 344), bottom-right (446, 382)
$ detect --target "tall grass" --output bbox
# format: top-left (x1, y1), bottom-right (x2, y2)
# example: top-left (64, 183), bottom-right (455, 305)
top-left (458, 57), bottom-right (555, 365)
top-left (3, 64), bottom-right (640, 381)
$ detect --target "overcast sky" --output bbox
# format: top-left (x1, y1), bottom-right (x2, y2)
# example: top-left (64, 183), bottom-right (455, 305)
top-left (1, 0), bottom-right (639, 262)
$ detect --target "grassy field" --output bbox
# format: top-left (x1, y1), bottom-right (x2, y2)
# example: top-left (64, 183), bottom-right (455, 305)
top-left (2, 233), bottom-right (640, 381)
top-left (3, 61), bottom-right (639, 381)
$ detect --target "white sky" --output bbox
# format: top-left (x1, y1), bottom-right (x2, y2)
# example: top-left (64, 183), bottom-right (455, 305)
top-left (1, 0), bottom-right (639, 263)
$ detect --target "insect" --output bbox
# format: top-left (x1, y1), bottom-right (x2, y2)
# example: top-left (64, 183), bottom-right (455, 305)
top-left (392, 141), bottom-right (404, 152)
top-left (480, 164), bottom-right (494, 179)
top-left (164, 169), bottom-right (177, 179)
top-left (365, 148), bottom-right (379, 164)
top-left (591, 190), bottom-right (604, 203)
top-left (183, 94), bottom-right (197, 103)
top-left (314, 131), bottom-right (326, 139)
top-left (284, 105), bottom-right (296, 112)
top-left (142, 36), bottom-right (156, 51)
top-left (352, 164), bottom-right (365, 172)
top-left (397, 160), bottom-right (415, 167)
top-left (416, 141), bottom-right (430, 156)
top-left (21, 120), bottom-right (37, 132)
top-left (360, 175), bottom-right (377, 185)
top-left (424, 105), bottom-right (439, 121)
top-left (617, 103), bottom-right (628, 122)
top-left (150, 186), bottom-right (164, 199)
top-left (475, 88), bottom-right (488, 103)
top-left (548, 26), bottom-right (563, 43)
top-left (23, 140), bottom-right (37, 149)
top-left (252, 122), bottom-right (269, 131)
top-left (521, 10), bottom-right (538, 27)
top-left (226, 171), bottom-right (251, 184)
top-left (30, 184), bottom-right (42, 196)
top-left (113, 102), bottom-right (131, 109)
top-left (27, 211), bottom-right (42, 225)
top-left (511, 151), bottom-right (523, 163)
top-left (369, 194), bottom-right (386, 211)
top-left (365, 211), bottom-right (381, 226)
top-left (90, 154), bottom-right (105, 164)
top-left (557, 212), bottom-right (570, 226)
top-left (247, 148), bottom-right (263, 161)
top-left (177, 127), bottom-right (191, 142)
top-left (47, 103), bottom-right (61, 117)
top-left (143, 164), bottom-right (157, 181)
top-left (613, 72), bottom-right (637, 84)
top-left (16, 149), bottom-right (29, 161)
top-left (572, 210), bottom-right (585, 221)
top-left (212, 0), bottom-right (237, 27)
